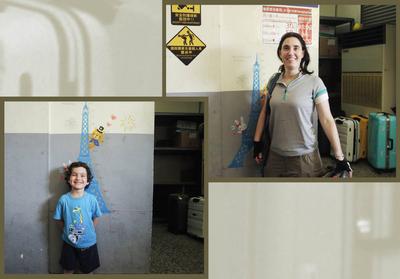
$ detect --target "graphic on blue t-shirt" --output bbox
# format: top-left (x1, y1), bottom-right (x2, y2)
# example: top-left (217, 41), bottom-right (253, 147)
top-left (54, 193), bottom-right (102, 248)
top-left (68, 207), bottom-right (86, 245)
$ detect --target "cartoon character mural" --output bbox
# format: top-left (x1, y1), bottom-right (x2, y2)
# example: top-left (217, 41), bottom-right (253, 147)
top-left (89, 126), bottom-right (105, 150)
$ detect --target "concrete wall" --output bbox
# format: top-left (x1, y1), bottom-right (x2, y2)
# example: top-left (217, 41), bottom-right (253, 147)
top-left (5, 134), bottom-right (49, 273)
top-left (4, 102), bottom-right (154, 274)
top-left (0, 0), bottom-right (161, 96)
top-left (205, 91), bottom-right (260, 177)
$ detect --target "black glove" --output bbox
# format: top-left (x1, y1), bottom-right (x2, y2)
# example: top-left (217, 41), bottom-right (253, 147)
top-left (335, 158), bottom-right (352, 174)
top-left (253, 141), bottom-right (263, 159)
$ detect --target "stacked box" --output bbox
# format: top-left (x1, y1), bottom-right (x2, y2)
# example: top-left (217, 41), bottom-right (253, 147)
top-left (319, 36), bottom-right (339, 57)
top-left (175, 120), bottom-right (199, 147)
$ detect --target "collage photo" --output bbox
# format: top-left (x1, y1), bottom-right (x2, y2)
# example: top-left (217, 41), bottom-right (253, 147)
top-left (0, 2), bottom-right (399, 279)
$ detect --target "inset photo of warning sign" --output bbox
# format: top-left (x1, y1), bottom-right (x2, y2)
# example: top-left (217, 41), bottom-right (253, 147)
top-left (166, 26), bottom-right (206, 66)
top-left (171, 5), bottom-right (201, 25)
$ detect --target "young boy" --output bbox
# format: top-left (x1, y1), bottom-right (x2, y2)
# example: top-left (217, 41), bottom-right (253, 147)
top-left (53, 161), bottom-right (102, 274)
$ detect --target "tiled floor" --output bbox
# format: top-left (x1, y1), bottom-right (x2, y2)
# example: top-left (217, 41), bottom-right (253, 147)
top-left (150, 223), bottom-right (204, 274)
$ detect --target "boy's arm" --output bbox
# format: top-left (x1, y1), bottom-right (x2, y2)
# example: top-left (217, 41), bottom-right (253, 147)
top-left (92, 197), bottom-right (102, 227)
top-left (53, 198), bottom-right (64, 230)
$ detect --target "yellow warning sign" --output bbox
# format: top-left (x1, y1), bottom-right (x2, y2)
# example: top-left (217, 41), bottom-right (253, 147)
top-left (167, 26), bottom-right (206, 66)
top-left (171, 5), bottom-right (201, 26)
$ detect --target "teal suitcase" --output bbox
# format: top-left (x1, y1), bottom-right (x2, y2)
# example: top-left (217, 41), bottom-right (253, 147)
top-left (367, 112), bottom-right (396, 169)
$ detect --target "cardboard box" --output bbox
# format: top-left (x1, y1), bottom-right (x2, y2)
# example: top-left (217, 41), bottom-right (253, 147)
top-left (319, 36), bottom-right (339, 57)
top-left (175, 130), bottom-right (199, 147)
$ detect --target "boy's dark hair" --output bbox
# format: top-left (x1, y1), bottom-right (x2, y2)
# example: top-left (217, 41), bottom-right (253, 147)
top-left (64, 161), bottom-right (93, 190)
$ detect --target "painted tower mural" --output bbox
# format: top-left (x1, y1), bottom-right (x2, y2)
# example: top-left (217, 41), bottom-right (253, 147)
top-left (228, 55), bottom-right (262, 168)
top-left (78, 103), bottom-right (110, 213)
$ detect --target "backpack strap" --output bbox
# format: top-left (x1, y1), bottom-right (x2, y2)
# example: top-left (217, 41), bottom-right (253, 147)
top-left (260, 72), bottom-right (281, 171)
top-left (266, 72), bottom-right (281, 100)
top-left (264, 72), bottom-right (281, 126)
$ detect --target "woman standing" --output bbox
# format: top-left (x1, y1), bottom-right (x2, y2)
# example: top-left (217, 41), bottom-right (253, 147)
top-left (253, 32), bottom-right (352, 177)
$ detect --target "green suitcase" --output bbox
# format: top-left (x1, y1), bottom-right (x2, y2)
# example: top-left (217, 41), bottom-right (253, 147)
top-left (367, 112), bottom-right (396, 169)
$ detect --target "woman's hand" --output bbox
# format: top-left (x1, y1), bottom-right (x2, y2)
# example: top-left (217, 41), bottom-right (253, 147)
top-left (253, 141), bottom-right (263, 164)
top-left (334, 158), bottom-right (353, 178)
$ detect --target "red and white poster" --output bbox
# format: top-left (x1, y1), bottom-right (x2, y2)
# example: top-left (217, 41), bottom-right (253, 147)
top-left (262, 6), bottom-right (312, 45)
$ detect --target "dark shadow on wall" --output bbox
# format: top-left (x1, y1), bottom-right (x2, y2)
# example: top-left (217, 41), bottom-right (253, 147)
top-left (49, 0), bottom-right (121, 96)
top-left (4, 0), bottom-right (120, 96)
top-left (7, 1), bottom-right (74, 96)
top-left (47, 167), bottom-right (69, 274)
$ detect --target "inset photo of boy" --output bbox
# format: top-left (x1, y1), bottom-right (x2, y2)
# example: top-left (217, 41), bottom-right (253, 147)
top-left (4, 101), bottom-right (204, 274)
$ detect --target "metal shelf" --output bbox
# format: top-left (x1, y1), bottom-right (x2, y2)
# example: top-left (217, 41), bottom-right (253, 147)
top-left (319, 56), bottom-right (341, 59)
top-left (154, 182), bottom-right (198, 186)
top-left (320, 16), bottom-right (354, 27)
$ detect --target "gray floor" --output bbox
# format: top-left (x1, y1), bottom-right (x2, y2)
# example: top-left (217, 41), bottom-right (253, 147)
top-left (321, 156), bottom-right (396, 177)
top-left (150, 223), bottom-right (204, 274)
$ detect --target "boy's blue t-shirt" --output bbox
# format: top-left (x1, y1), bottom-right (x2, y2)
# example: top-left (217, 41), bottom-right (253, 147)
top-left (53, 192), bottom-right (102, 248)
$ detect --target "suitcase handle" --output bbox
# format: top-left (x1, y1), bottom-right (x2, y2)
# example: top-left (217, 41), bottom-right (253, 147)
top-left (388, 139), bottom-right (394, 150)
top-left (335, 119), bottom-right (344, 124)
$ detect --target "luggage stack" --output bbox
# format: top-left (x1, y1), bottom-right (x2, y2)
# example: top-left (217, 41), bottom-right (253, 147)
top-left (187, 196), bottom-right (204, 238)
top-left (350, 115), bottom-right (368, 159)
top-left (367, 112), bottom-right (396, 170)
top-left (329, 112), bottom-right (396, 171)
top-left (331, 116), bottom-right (360, 162)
